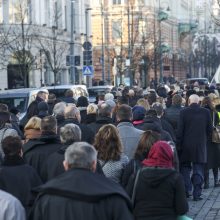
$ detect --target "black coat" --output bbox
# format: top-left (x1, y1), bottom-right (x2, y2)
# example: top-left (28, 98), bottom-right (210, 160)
top-left (23, 134), bottom-right (62, 182)
top-left (45, 145), bottom-right (104, 181)
top-left (58, 118), bottom-right (95, 144)
top-left (164, 105), bottom-right (183, 135)
top-left (29, 169), bottom-right (133, 220)
top-left (88, 116), bottom-right (114, 134)
top-left (161, 117), bottom-right (176, 143)
top-left (204, 106), bottom-right (220, 169)
top-left (0, 156), bottom-right (42, 211)
top-left (177, 103), bottom-right (212, 163)
top-left (133, 167), bottom-right (188, 220)
top-left (135, 116), bottom-right (173, 142)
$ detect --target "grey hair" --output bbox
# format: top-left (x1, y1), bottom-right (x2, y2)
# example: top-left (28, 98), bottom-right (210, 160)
top-left (60, 124), bottom-right (81, 144)
top-left (64, 142), bottom-right (97, 169)
top-left (189, 94), bottom-right (200, 104)
top-left (64, 105), bottom-right (80, 118)
top-left (53, 102), bottom-right (66, 116)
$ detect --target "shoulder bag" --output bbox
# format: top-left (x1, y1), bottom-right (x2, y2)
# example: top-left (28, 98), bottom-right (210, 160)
top-left (212, 113), bottom-right (220, 143)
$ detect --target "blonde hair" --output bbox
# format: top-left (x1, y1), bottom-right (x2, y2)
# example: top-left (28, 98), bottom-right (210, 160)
top-left (137, 98), bottom-right (150, 110)
top-left (87, 103), bottom-right (98, 114)
top-left (24, 117), bottom-right (41, 131)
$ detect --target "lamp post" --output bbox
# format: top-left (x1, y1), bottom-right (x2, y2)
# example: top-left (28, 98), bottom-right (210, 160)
top-left (100, 0), bottom-right (105, 83)
top-left (85, 8), bottom-right (92, 87)
top-left (158, 0), bottom-right (163, 84)
top-left (157, 0), bottom-right (170, 84)
top-left (70, 0), bottom-right (75, 85)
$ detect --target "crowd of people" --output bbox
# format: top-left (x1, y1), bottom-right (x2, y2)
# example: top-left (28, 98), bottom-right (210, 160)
top-left (0, 81), bottom-right (219, 219)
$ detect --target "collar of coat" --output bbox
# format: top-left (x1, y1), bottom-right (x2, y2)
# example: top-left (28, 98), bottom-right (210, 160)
top-left (34, 168), bottom-right (132, 210)
top-left (117, 120), bottom-right (133, 127)
top-left (22, 134), bottom-right (60, 154)
top-left (2, 155), bottom-right (26, 166)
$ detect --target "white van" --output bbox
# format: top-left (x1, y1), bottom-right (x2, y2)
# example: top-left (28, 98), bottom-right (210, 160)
top-left (44, 85), bottom-right (88, 101)
top-left (0, 88), bottom-right (47, 120)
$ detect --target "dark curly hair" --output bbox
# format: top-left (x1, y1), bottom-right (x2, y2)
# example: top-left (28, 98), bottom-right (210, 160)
top-left (134, 130), bottom-right (160, 160)
top-left (93, 124), bottom-right (122, 161)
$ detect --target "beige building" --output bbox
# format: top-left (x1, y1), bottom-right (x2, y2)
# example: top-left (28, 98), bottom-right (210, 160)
top-left (91, 0), bottom-right (200, 86)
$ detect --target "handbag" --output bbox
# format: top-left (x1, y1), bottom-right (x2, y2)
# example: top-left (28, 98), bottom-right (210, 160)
top-left (212, 113), bottom-right (220, 143)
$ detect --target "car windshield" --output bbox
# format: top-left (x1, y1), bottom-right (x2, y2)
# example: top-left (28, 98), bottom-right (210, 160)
top-left (88, 88), bottom-right (111, 97)
top-left (0, 97), bottom-right (28, 113)
top-left (48, 88), bottom-right (88, 100)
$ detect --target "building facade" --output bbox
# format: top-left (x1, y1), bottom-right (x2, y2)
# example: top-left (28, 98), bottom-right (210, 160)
top-left (0, 0), bottom-right (91, 90)
top-left (91, 0), bottom-right (202, 86)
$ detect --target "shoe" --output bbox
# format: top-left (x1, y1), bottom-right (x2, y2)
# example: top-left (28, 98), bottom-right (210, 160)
top-left (186, 192), bottom-right (192, 198)
top-left (204, 183), bottom-right (209, 189)
top-left (214, 182), bottom-right (220, 187)
top-left (193, 196), bottom-right (203, 201)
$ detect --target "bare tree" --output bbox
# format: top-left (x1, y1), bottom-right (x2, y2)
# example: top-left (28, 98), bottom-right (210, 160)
top-left (35, 3), bottom-right (69, 85)
top-left (0, 0), bottom-right (37, 88)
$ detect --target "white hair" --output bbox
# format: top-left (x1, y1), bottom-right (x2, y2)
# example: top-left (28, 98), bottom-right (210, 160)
top-left (64, 142), bottom-right (97, 169)
top-left (60, 124), bottom-right (81, 144)
top-left (104, 93), bottom-right (114, 101)
top-left (189, 94), bottom-right (200, 104)
top-left (53, 102), bottom-right (66, 116)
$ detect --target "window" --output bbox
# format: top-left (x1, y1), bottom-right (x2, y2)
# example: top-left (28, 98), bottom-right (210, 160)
top-left (113, 0), bottom-right (121, 5)
top-left (112, 20), bottom-right (122, 40)
top-left (9, 0), bottom-right (28, 24)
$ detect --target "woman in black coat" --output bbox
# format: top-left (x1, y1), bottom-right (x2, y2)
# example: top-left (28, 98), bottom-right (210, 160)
top-left (0, 136), bottom-right (42, 214)
top-left (133, 141), bottom-right (188, 220)
top-left (201, 96), bottom-right (220, 188)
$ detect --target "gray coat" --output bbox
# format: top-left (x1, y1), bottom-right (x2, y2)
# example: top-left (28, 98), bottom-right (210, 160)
top-left (117, 122), bottom-right (144, 159)
top-left (0, 189), bottom-right (25, 220)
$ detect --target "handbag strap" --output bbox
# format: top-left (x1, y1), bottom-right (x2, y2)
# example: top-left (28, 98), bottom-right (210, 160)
top-left (213, 112), bottom-right (215, 127)
top-left (131, 168), bottom-right (141, 206)
top-left (1, 128), bottom-right (8, 144)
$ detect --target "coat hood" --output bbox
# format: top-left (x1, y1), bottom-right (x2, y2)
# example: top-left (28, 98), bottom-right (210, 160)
top-left (140, 167), bottom-right (176, 188)
top-left (35, 169), bottom-right (132, 209)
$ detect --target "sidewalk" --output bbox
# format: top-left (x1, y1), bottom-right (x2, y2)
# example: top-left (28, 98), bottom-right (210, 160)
top-left (188, 176), bottom-right (220, 219)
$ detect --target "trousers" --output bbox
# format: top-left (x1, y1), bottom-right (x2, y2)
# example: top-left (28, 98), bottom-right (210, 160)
top-left (180, 162), bottom-right (204, 198)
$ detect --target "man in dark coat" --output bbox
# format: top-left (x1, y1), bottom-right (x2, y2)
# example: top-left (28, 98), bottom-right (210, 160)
top-left (137, 109), bottom-right (173, 142)
top-left (45, 123), bottom-right (81, 181)
top-left (177, 94), bottom-right (212, 201)
top-left (30, 142), bottom-right (133, 220)
top-left (152, 102), bottom-right (176, 142)
top-left (0, 136), bottom-right (42, 212)
top-left (23, 116), bottom-right (62, 183)
top-left (88, 103), bottom-right (114, 134)
top-left (165, 94), bottom-right (184, 136)
top-left (20, 90), bottom-right (49, 131)
top-left (62, 105), bottom-right (95, 144)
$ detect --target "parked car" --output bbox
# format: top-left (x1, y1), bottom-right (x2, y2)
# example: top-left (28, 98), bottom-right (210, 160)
top-left (44, 85), bottom-right (89, 101)
top-left (0, 88), bottom-right (47, 120)
top-left (88, 85), bottom-right (113, 103)
top-left (180, 78), bottom-right (209, 87)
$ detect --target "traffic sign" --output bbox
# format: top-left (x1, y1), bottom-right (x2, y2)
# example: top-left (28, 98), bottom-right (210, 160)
top-left (83, 41), bottom-right (92, 50)
top-left (83, 66), bottom-right (94, 76)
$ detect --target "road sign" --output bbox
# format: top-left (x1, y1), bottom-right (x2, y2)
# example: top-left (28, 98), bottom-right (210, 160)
top-left (82, 41), bottom-right (92, 50)
top-left (83, 66), bottom-right (94, 76)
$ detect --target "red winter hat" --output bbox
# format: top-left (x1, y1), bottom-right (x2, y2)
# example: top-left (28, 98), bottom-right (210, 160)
top-left (142, 141), bottom-right (173, 168)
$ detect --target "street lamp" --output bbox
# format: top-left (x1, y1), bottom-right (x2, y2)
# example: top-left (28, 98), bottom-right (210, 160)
top-left (100, 0), bottom-right (105, 83)
top-left (85, 8), bottom-right (92, 87)
top-left (157, 0), bottom-right (170, 84)
top-left (70, 0), bottom-right (76, 84)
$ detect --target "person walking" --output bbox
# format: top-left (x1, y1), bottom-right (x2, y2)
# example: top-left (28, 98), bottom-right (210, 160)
top-left (201, 96), bottom-right (220, 188)
top-left (133, 141), bottom-right (188, 219)
top-left (30, 142), bottom-right (133, 220)
top-left (177, 94), bottom-right (212, 201)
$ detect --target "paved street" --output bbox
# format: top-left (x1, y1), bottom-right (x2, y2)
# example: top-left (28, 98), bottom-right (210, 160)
top-left (188, 175), bottom-right (220, 219)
